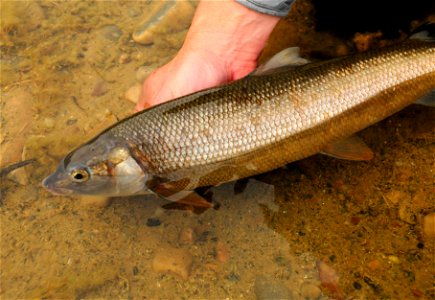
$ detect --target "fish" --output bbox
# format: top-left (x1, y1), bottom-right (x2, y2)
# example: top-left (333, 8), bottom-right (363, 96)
top-left (43, 25), bottom-right (435, 206)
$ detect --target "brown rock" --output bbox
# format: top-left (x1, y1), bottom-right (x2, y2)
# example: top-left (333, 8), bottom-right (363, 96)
top-left (216, 242), bottom-right (230, 263)
top-left (398, 201), bottom-right (416, 224)
top-left (178, 227), bottom-right (195, 245)
top-left (384, 190), bottom-right (408, 205)
top-left (367, 259), bottom-right (381, 271)
top-left (124, 84), bottom-right (142, 104)
top-left (152, 247), bottom-right (193, 280)
top-left (91, 80), bottom-right (108, 97)
top-left (300, 282), bottom-right (322, 300)
top-left (118, 53), bottom-right (130, 64)
top-left (422, 213), bottom-right (435, 239)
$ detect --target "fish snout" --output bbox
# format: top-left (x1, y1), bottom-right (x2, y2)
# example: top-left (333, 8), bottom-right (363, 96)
top-left (42, 173), bottom-right (73, 195)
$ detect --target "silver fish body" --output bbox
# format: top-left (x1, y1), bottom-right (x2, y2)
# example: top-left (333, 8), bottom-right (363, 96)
top-left (43, 39), bottom-right (435, 198)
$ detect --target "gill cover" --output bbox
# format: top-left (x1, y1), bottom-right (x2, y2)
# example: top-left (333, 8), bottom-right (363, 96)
top-left (43, 133), bottom-right (147, 196)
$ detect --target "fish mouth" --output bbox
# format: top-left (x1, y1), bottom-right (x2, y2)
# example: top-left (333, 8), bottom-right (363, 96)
top-left (42, 175), bottom-right (73, 195)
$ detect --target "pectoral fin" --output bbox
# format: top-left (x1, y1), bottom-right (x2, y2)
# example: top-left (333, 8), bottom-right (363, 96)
top-left (151, 181), bottom-right (213, 208)
top-left (321, 135), bottom-right (374, 161)
top-left (168, 190), bottom-right (213, 208)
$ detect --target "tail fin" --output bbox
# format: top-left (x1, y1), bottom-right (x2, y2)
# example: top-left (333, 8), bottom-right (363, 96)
top-left (410, 22), bottom-right (435, 41)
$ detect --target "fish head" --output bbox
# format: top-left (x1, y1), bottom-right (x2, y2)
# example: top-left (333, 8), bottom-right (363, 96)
top-left (43, 133), bottom-right (148, 197)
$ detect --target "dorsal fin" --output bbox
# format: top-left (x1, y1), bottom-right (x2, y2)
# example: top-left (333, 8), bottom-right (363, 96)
top-left (252, 47), bottom-right (310, 76)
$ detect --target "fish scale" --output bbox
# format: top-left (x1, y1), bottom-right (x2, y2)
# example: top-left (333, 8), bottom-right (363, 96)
top-left (109, 40), bottom-right (434, 180)
top-left (43, 37), bottom-right (435, 197)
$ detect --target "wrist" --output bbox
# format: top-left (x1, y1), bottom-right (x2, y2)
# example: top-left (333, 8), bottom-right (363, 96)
top-left (182, 0), bottom-right (280, 78)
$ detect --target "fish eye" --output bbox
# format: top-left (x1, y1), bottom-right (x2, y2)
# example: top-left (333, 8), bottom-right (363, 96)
top-left (70, 168), bottom-right (90, 182)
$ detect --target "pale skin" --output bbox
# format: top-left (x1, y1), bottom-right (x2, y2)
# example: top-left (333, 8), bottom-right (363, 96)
top-left (135, 0), bottom-right (280, 111)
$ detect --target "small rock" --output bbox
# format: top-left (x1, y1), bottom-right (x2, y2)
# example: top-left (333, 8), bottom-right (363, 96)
top-left (300, 282), bottom-right (322, 300)
top-left (367, 259), bottom-right (381, 271)
top-left (43, 117), bottom-right (55, 129)
top-left (98, 24), bottom-right (123, 42)
top-left (254, 276), bottom-right (294, 300)
top-left (152, 247), bottom-right (193, 280)
top-left (350, 216), bottom-right (361, 225)
top-left (91, 80), bottom-right (108, 97)
top-left (118, 53), bottom-right (131, 64)
top-left (124, 84), bottom-right (142, 104)
top-left (132, 266), bottom-right (139, 275)
top-left (226, 272), bottom-right (241, 282)
top-left (66, 118), bottom-right (77, 126)
top-left (146, 218), bottom-right (161, 227)
top-left (398, 201), bottom-right (416, 224)
top-left (353, 281), bottom-right (362, 290)
top-left (215, 242), bottom-right (230, 263)
top-left (79, 196), bottom-right (111, 208)
top-left (178, 227), bottom-right (195, 245)
top-left (387, 255), bottom-right (400, 264)
top-left (317, 260), bottom-right (344, 300)
top-left (422, 213), bottom-right (435, 239)
top-left (384, 190), bottom-right (407, 205)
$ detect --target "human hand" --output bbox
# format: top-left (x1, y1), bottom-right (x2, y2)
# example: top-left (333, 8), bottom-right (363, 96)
top-left (135, 0), bottom-right (279, 111)
top-left (136, 48), bottom-right (235, 111)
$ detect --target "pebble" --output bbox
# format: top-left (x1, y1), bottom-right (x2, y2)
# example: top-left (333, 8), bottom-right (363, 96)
top-left (226, 272), bottom-right (240, 282)
top-left (254, 276), bottom-right (294, 300)
top-left (387, 255), bottom-right (400, 264)
top-left (132, 266), bottom-right (139, 275)
top-left (91, 80), bottom-right (108, 97)
top-left (152, 247), bottom-right (193, 280)
top-left (317, 260), bottom-right (344, 299)
top-left (124, 84), bottom-right (142, 104)
top-left (353, 281), bottom-right (362, 290)
top-left (367, 259), bottom-right (381, 271)
top-left (178, 227), bottom-right (195, 245)
top-left (215, 242), bottom-right (230, 263)
top-left (300, 282), bottom-right (322, 300)
top-left (43, 117), bottom-right (55, 129)
top-left (384, 190), bottom-right (407, 205)
top-left (422, 213), bottom-right (435, 239)
top-left (398, 201), bottom-right (416, 224)
top-left (98, 24), bottom-right (123, 42)
top-left (118, 53), bottom-right (131, 64)
top-left (146, 218), bottom-right (161, 227)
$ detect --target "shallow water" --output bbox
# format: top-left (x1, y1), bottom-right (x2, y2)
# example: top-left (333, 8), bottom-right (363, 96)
top-left (1, 1), bottom-right (434, 299)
